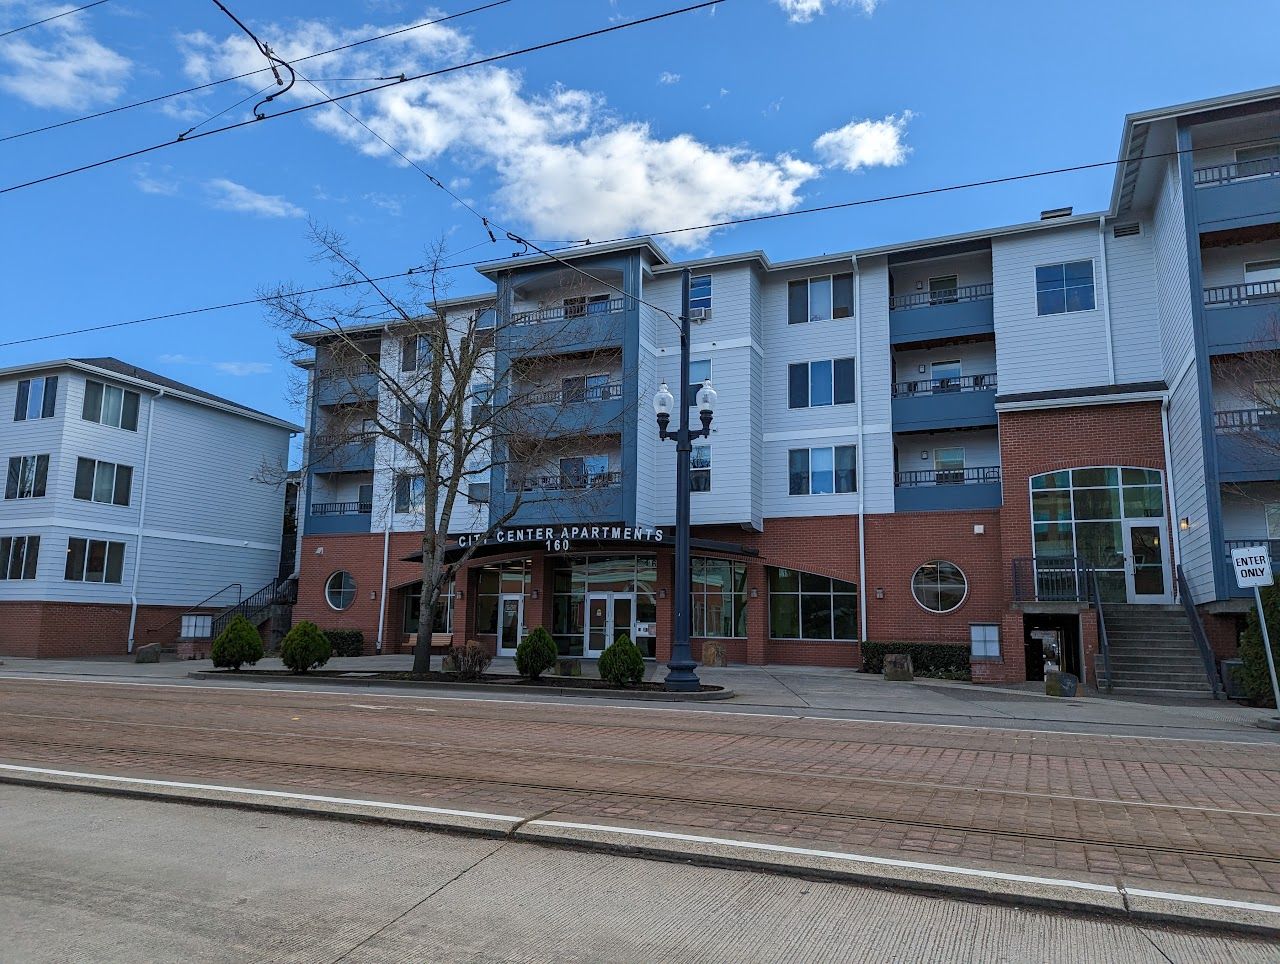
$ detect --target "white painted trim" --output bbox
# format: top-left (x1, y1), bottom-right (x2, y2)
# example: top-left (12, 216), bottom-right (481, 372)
top-left (764, 424), bottom-right (891, 443)
top-left (1097, 217), bottom-right (1117, 385)
top-left (0, 518), bottom-right (279, 552)
top-left (127, 388), bottom-right (163, 651)
top-left (994, 391), bottom-right (1167, 413)
top-left (853, 254), bottom-right (868, 645)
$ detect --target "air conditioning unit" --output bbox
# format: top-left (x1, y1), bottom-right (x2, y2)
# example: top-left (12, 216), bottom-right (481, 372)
top-left (689, 307), bottom-right (711, 322)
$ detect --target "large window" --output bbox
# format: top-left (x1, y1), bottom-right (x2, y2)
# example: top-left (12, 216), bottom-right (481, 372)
top-left (688, 358), bottom-right (711, 406)
top-left (64, 537), bottom-right (126, 584)
top-left (5, 455), bottom-right (49, 500)
top-left (911, 561), bottom-right (968, 613)
top-left (768, 567), bottom-right (858, 640)
top-left (788, 358), bottom-right (855, 408)
top-left (788, 445), bottom-right (856, 495)
top-left (82, 380), bottom-right (140, 431)
top-left (73, 458), bottom-right (132, 506)
top-left (692, 558), bottom-right (747, 638)
top-left (788, 273), bottom-right (854, 324)
top-left (1035, 260), bottom-right (1095, 316)
top-left (14, 376), bottom-right (58, 421)
top-left (475, 560), bottom-right (531, 635)
top-left (394, 474), bottom-right (426, 512)
top-left (689, 274), bottom-right (712, 312)
top-left (551, 556), bottom-right (657, 657)
top-left (325, 571), bottom-right (356, 610)
top-left (403, 579), bottom-right (454, 635)
top-left (691, 445), bottom-right (711, 492)
top-left (0, 535), bottom-right (40, 580)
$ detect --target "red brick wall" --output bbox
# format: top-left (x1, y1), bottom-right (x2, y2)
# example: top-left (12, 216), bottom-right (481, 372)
top-left (1202, 610), bottom-right (1243, 661)
top-left (0, 601), bottom-right (197, 658)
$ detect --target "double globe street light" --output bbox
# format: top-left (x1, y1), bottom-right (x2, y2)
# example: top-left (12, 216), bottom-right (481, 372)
top-left (652, 269), bottom-right (718, 692)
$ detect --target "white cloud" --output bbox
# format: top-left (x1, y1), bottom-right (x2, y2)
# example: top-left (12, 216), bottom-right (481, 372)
top-left (775, 0), bottom-right (880, 23)
top-left (0, 2), bottom-right (131, 109)
top-left (813, 111), bottom-right (914, 172)
top-left (363, 191), bottom-right (403, 216)
top-left (159, 353), bottom-right (197, 364)
top-left (134, 164), bottom-right (180, 196)
top-left (658, 71), bottom-right (681, 85)
top-left (205, 178), bottom-right (305, 218)
top-left (213, 361), bottom-right (272, 376)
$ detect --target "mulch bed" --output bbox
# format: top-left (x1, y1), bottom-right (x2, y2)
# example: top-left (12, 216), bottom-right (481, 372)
top-left (209, 668), bottom-right (723, 694)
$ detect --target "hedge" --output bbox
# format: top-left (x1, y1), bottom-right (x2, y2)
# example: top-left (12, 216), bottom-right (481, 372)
top-left (1240, 585), bottom-right (1280, 707)
top-left (861, 641), bottom-right (970, 680)
top-left (324, 629), bottom-right (364, 658)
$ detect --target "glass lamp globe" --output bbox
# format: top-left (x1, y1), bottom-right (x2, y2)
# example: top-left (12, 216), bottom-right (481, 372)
top-left (652, 382), bottom-right (675, 417)
top-left (696, 379), bottom-right (718, 414)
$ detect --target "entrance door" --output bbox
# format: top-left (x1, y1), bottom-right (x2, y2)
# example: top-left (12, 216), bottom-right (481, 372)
top-left (585, 592), bottom-right (635, 658)
top-left (1123, 520), bottom-right (1171, 603)
top-left (496, 593), bottom-right (524, 656)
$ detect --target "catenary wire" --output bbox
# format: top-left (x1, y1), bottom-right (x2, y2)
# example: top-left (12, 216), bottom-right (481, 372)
top-left (0, 0), bottom-right (110, 39)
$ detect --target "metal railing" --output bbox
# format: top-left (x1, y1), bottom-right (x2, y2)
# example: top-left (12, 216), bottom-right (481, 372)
top-left (894, 465), bottom-right (1001, 487)
top-left (311, 500), bottom-right (372, 516)
top-left (1203, 280), bottom-right (1280, 308)
top-left (315, 359), bottom-right (381, 380)
top-left (1214, 408), bottom-right (1280, 432)
top-left (147, 582), bottom-right (243, 637)
top-left (1225, 538), bottom-right (1280, 557)
top-left (1175, 564), bottom-right (1225, 700)
top-left (1192, 154), bottom-right (1280, 187)
top-left (516, 381), bottom-right (623, 406)
top-left (891, 373), bottom-right (997, 397)
top-left (210, 576), bottom-right (298, 639)
top-left (1086, 564), bottom-right (1113, 693)
top-left (512, 297), bottom-right (626, 326)
top-left (505, 470), bottom-right (622, 493)
top-left (1012, 556), bottom-right (1092, 603)
top-left (889, 282), bottom-right (993, 311)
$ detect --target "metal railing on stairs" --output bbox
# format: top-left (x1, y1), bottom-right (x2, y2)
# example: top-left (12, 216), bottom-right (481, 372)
top-left (1175, 564), bottom-right (1226, 700)
top-left (1086, 566), bottom-right (1113, 693)
top-left (148, 583), bottom-right (243, 639)
top-left (210, 576), bottom-right (298, 639)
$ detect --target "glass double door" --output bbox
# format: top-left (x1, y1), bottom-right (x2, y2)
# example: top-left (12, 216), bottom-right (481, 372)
top-left (585, 592), bottom-right (635, 658)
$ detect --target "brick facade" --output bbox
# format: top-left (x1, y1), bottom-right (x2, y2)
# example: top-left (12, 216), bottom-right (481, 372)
top-left (0, 601), bottom-right (198, 659)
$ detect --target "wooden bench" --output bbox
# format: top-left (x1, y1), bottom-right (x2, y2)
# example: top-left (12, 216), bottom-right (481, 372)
top-left (405, 633), bottom-right (454, 655)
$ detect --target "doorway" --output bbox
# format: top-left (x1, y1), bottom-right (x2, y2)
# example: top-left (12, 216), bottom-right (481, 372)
top-left (496, 593), bottom-right (524, 656)
top-left (1023, 613), bottom-right (1081, 682)
top-left (1123, 520), bottom-right (1171, 603)
top-left (585, 592), bottom-right (635, 658)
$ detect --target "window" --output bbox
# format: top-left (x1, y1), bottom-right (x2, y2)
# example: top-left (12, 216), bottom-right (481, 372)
top-left (559, 455), bottom-right (609, 487)
top-left (467, 482), bottom-right (490, 505)
top-left (788, 358), bottom-right (855, 408)
top-left (929, 275), bottom-right (959, 305)
top-left (476, 560), bottom-right (530, 634)
top-left (911, 561), bottom-right (968, 613)
top-left (73, 458), bottom-right (132, 506)
top-left (1035, 260), bottom-right (1095, 315)
top-left (1244, 260), bottom-right (1280, 284)
top-left (82, 380), bottom-right (140, 431)
top-left (689, 274), bottom-right (712, 311)
top-left (688, 359), bottom-right (711, 406)
top-left (13, 376), bottom-right (58, 421)
top-left (788, 273), bottom-right (853, 324)
top-left (970, 624), bottom-right (999, 659)
top-left (788, 445), bottom-right (856, 495)
top-left (399, 401), bottom-right (436, 446)
top-left (358, 483), bottom-right (374, 510)
top-left (1237, 144), bottom-right (1280, 164)
top-left (400, 334), bottom-right (426, 372)
top-left (934, 447), bottom-right (965, 484)
top-left (564, 296), bottom-right (586, 318)
top-left (931, 360), bottom-right (962, 392)
top-left (1267, 503), bottom-right (1280, 540)
top-left (395, 474), bottom-right (426, 512)
top-left (64, 537), bottom-right (126, 584)
top-left (403, 579), bottom-right (454, 635)
top-left (5, 455), bottom-right (49, 500)
top-left (470, 382), bottom-right (492, 421)
top-left (768, 567), bottom-right (858, 640)
top-left (691, 558), bottom-right (747, 638)
top-left (0, 535), bottom-right (40, 580)
top-left (691, 444), bottom-right (711, 492)
top-left (325, 571), bottom-right (356, 610)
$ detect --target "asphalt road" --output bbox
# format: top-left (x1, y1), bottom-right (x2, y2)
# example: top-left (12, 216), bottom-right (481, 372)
top-left (3, 784), bottom-right (1277, 963)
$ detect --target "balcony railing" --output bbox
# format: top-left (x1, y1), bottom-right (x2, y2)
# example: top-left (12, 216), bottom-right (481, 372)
top-left (891, 373), bottom-right (997, 398)
top-left (313, 432), bottom-right (375, 447)
top-left (895, 466), bottom-right (1001, 487)
top-left (311, 500), bottom-right (372, 516)
top-left (513, 298), bottom-right (626, 326)
top-left (516, 381), bottom-right (623, 406)
top-left (1193, 154), bottom-right (1280, 188)
top-left (1215, 408), bottom-right (1280, 432)
top-left (889, 283), bottom-right (993, 311)
top-left (1225, 538), bottom-right (1280, 557)
top-left (505, 470), bottom-right (622, 493)
top-left (1203, 281), bottom-right (1280, 309)
top-left (1012, 556), bottom-right (1092, 603)
top-left (316, 359), bottom-right (381, 380)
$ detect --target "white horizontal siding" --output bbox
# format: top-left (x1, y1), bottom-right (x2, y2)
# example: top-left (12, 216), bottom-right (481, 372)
top-left (1103, 221), bottom-right (1163, 384)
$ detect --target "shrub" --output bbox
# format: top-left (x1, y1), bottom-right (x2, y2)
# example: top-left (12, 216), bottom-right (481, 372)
top-left (599, 633), bottom-right (645, 688)
top-left (1240, 586), bottom-right (1280, 707)
top-left (443, 640), bottom-right (492, 681)
top-left (515, 626), bottom-right (558, 680)
top-left (280, 621), bottom-right (332, 674)
top-left (861, 641), bottom-right (971, 680)
top-left (210, 615), bottom-right (264, 671)
top-left (324, 629), bottom-right (364, 658)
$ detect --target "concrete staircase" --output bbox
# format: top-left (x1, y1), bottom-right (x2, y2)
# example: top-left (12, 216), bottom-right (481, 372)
top-left (1101, 604), bottom-right (1215, 697)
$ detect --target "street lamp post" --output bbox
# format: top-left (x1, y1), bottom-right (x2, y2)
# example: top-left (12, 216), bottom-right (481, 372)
top-left (653, 269), bottom-right (717, 692)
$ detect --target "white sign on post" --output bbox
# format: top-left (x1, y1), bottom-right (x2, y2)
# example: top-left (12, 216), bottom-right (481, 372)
top-left (1232, 545), bottom-right (1275, 589)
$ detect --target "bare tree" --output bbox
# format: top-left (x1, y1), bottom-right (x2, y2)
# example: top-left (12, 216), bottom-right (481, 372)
top-left (267, 224), bottom-right (637, 673)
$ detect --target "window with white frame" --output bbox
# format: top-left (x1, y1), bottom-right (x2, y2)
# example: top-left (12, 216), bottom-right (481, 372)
top-left (64, 537), bottom-right (126, 584)
top-left (0, 535), bottom-right (40, 580)
top-left (73, 458), bottom-right (133, 507)
top-left (400, 334), bottom-right (427, 372)
top-left (5, 455), bottom-right (49, 500)
top-left (13, 376), bottom-right (58, 421)
top-left (787, 273), bottom-right (853, 324)
top-left (788, 445), bottom-right (856, 496)
top-left (1244, 259), bottom-right (1280, 285)
top-left (970, 623), bottom-right (1000, 659)
top-left (691, 444), bottom-right (711, 492)
top-left (82, 380), bottom-right (140, 431)
top-left (394, 474), bottom-right (425, 512)
top-left (688, 358), bottom-right (711, 406)
top-left (1035, 261), bottom-right (1096, 316)
top-left (689, 274), bottom-right (712, 312)
top-left (326, 571), bottom-right (356, 610)
top-left (788, 358), bottom-right (855, 408)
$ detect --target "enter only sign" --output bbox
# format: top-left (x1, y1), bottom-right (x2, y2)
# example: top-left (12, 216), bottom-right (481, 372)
top-left (1232, 545), bottom-right (1275, 589)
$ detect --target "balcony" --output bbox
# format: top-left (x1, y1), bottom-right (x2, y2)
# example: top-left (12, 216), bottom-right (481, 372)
top-left (314, 363), bottom-right (380, 407)
top-left (1214, 409), bottom-right (1280, 482)
top-left (307, 499), bottom-right (372, 535)
top-left (1192, 155), bottom-right (1280, 231)
top-left (1203, 281), bottom-right (1280, 354)
top-left (889, 284), bottom-right (994, 346)
top-left (500, 298), bottom-right (629, 357)
top-left (492, 469), bottom-right (624, 525)
top-left (891, 373), bottom-right (998, 431)
top-left (504, 381), bottom-right (625, 438)
top-left (311, 433), bottom-right (375, 473)
top-left (893, 465), bottom-right (1002, 512)
top-left (1224, 539), bottom-right (1280, 598)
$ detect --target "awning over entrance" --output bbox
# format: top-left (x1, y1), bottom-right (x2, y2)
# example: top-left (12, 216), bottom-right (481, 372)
top-left (400, 530), bottom-right (759, 565)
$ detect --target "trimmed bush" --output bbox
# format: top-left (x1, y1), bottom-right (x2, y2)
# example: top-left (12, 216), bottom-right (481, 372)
top-left (599, 633), bottom-right (645, 688)
top-left (443, 640), bottom-right (492, 681)
top-left (861, 641), bottom-right (970, 681)
top-left (324, 629), bottom-right (364, 658)
top-left (280, 621), bottom-right (332, 674)
top-left (515, 626), bottom-right (558, 680)
top-left (1240, 586), bottom-right (1280, 707)
top-left (210, 614), bottom-right (264, 671)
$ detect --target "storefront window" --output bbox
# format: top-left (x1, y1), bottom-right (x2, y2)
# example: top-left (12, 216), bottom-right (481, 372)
top-left (474, 561), bottom-right (529, 634)
top-left (551, 556), bottom-right (658, 657)
top-left (767, 567), bottom-right (858, 640)
top-left (402, 580), bottom-right (454, 635)
top-left (692, 557), bottom-right (748, 638)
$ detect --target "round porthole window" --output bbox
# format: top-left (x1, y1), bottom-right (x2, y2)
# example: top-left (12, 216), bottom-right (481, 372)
top-left (911, 561), bottom-right (968, 614)
top-left (325, 571), bottom-right (356, 611)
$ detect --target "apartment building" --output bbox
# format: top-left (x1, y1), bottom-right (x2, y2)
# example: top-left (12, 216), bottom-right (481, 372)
top-left (0, 358), bottom-right (300, 657)
top-left (292, 86), bottom-right (1280, 691)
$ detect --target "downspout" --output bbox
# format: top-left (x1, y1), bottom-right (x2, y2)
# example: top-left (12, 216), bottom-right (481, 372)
top-left (1097, 216), bottom-right (1116, 385)
top-left (376, 518), bottom-right (390, 652)
top-left (853, 255), bottom-right (868, 644)
top-left (1161, 394), bottom-right (1182, 595)
top-left (127, 388), bottom-right (164, 651)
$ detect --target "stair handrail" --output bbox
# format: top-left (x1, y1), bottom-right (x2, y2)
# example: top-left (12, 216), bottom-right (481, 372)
top-left (1175, 564), bottom-right (1226, 700)
top-left (147, 583), bottom-right (243, 635)
top-left (210, 576), bottom-right (297, 637)
top-left (1084, 563), bottom-right (1113, 693)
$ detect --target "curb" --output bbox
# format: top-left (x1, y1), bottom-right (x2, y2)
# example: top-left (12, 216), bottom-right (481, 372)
top-left (3, 766), bottom-right (1277, 940)
top-left (186, 671), bottom-right (736, 701)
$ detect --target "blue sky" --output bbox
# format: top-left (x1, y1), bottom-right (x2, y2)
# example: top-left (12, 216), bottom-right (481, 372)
top-left (2, 0), bottom-right (1277, 424)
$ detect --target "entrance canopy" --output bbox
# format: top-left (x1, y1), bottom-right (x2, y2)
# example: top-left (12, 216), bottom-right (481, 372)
top-left (401, 526), bottom-right (758, 565)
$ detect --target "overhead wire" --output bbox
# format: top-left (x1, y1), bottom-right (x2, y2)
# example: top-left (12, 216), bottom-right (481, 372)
top-left (0, 0), bottom-right (110, 39)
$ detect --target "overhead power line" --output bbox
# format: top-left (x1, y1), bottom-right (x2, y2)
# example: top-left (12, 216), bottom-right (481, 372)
top-left (0, 0), bottom-right (721, 194)
top-left (0, 0), bottom-right (110, 39)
